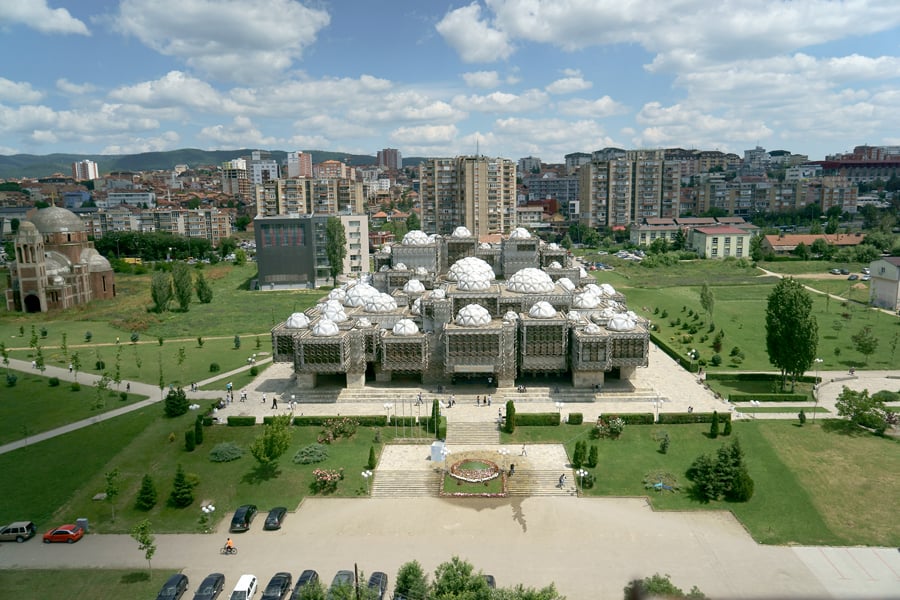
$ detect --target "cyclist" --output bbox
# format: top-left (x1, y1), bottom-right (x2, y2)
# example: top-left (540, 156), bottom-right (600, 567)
top-left (225, 538), bottom-right (235, 552)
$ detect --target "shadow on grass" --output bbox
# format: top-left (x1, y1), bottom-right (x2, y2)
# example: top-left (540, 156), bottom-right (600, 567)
top-left (120, 571), bottom-right (150, 584)
top-left (819, 419), bottom-right (869, 437)
top-left (241, 463), bottom-right (281, 484)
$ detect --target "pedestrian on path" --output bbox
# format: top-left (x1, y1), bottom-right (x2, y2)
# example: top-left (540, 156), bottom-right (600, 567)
top-left (558, 474), bottom-right (566, 488)
top-left (240, 390), bottom-right (247, 402)
top-left (476, 395), bottom-right (480, 407)
top-left (68, 363), bottom-right (73, 373)
top-left (521, 445), bottom-right (527, 457)
top-left (262, 393), bottom-right (267, 405)
top-left (487, 394), bottom-right (492, 406)
top-left (272, 395), bottom-right (278, 409)
top-left (31, 360), bottom-right (36, 369)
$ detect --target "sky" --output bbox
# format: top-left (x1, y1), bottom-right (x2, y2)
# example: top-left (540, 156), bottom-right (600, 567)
top-left (1, 0), bottom-right (900, 164)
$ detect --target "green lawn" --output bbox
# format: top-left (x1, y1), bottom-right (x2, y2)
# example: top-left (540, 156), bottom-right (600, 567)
top-left (704, 377), bottom-right (815, 400)
top-left (0, 369), bottom-right (146, 445)
top-left (758, 260), bottom-right (870, 275)
top-left (0, 569), bottom-right (172, 600)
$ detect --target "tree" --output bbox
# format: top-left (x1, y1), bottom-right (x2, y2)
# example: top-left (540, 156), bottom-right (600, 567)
top-left (492, 584), bottom-right (566, 599)
top-left (168, 464), bottom-right (195, 507)
top-left (150, 271), bottom-right (173, 312)
top-left (164, 387), bottom-right (189, 417)
top-left (172, 261), bottom-right (193, 311)
top-left (504, 400), bottom-right (516, 433)
top-left (431, 556), bottom-right (492, 600)
top-left (672, 228), bottom-right (687, 251)
top-left (792, 241), bottom-right (811, 260)
top-left (130, 519), bottom-right (156, 571)
top-left (249, 415), bottom-right (292, 473)
top-left (71, 351), bottom-right (81, 381)
top-left (325, 216), bottom-right (347, 285)
top-left (367, 446), bottom-right (377, 470)
top-left (765, 278), bottom-right (819, 391)
top-left (699, 283), bottom-right (714, 319)
top-left (623, 573), bottom-right (706, 599)
top-left (135, 474), bottom-right (157, 510)
top-left (406, 211), bottom-right (421, 231)
top-left (195, 270), bottom-right (213, 303)
top-left (234, 248), bottom-right (247, 265)
top-left (851, 326), bottom-right (878, 365)
top-left (709, 411), bottom-right (719, 439)
top-left (394, 560), bottom-right (429, 600)
top-left (687, 438), bottom-right (752, 503)
top-left (234, 335), bottom-right (241, 349)
top-left (194, 416), bottom-right (204, 446)
top-left (835, 386), bottom-right (888, 432)
top-left (432, 399), bottom-right (441, 439)
top-left (749, 234), bottom-right (765, 261)
top-left (105, 468), bottom-right (120, 521)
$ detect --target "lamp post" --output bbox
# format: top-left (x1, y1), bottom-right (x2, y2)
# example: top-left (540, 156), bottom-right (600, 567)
top-left (654, 395), bottom-right (660, 423)
top-left (200, 504), bottom-right (216, 533)
top-left (498, 448), bottom-right (509, 474)
top-left (555, 402), bottom-right (563, 423)
top-left (361, 470), bottom-right (373, 496)
top-left (813, 358), bottom-right (823, 422)
top-left (576, 468), bottom-right (588, 494)
top-left (383, 402), bottom-right (394, 436)
top-left (689, 348), bottom-right (698, 373)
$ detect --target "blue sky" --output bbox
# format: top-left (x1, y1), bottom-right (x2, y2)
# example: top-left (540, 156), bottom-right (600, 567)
top-left (2, 0), bottom-right (900, 163)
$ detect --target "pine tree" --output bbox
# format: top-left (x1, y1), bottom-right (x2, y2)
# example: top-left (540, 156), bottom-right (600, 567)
top-left (367, 446), bottom-right (377, 470)
top-left (709, 410), bottom-right (719, 439)
top-left (168, 464), bottom-right (195, 508)
top-left (504, 400), bottom-right (516, 433)
top-left (587, 445), bottom-right (599, 467)
top-left (163, 387), bottom-right (189, 417)
top-left (194, 416), bottom-right (204, 445)
top-left (135, 474), bottom-right (157, 511)
top-left (184, 429), bottom-right (196, 452)
top-left (195, 270), bottom-right (213, 303)
top-left (722, 417), bottom-right (732, 436)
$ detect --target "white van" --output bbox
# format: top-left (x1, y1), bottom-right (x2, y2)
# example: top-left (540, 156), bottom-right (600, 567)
top-left (230, 574), bottom-right (258, 600)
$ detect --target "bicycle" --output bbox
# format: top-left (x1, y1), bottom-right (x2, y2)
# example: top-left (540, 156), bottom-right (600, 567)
top-left (221, 545), bottom-right (238, 555)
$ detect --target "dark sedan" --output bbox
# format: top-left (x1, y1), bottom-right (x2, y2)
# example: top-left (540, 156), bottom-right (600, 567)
top-left (192, 573), bottom-right (225, 600)
top-left (264, 506), bottom-right (287, 530)
top-left (157, 573), bottom-right (189, 600)
top-left (367, 572), bottom-right (388, 600)
top-left (290, 570), bottom-right (319, 600)
top-left (229, 504), bottom-right (258, 533)
top-left (261, 572), bottom-right (293, 600)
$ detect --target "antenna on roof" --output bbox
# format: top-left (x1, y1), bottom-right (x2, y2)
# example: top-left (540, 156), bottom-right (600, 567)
top-left (475, 134), bottom-right (479, 157)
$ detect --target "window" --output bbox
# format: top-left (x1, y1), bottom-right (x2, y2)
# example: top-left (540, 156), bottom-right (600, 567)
top-left (711, 237), bottom-right (719, 244)
top-left (711, 248), bottom-right (718, 256)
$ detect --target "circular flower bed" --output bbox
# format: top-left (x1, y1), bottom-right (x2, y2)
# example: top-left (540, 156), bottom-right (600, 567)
top-left (448, 458), bottom-right (500, 483)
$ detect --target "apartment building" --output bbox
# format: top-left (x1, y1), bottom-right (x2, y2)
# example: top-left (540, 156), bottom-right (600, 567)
top-left (87, 207), bottom-right (233, 247)
top-left (315, 159), bottom-right (355, 180)
top-left (577, 158), bottom-right (632, 228)
top-left (254, 177), bottom-right (364, 217)
top-left (689, 226), bottom-right (751, 259)
top-left (377, 148), bottom-right (402, 171)
top-left (285, 151), bottom-right (313, 178)
top-left (221, 158), bottom-right (251, 197)
top-left (72, 159), bottom-right (99, 181)
top-left (418, 155), bottom-right (516, 237)
top-left (523, 172), bottom-right (579, 215)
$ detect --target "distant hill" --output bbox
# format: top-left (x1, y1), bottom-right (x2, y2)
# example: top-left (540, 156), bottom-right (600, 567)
top-left (0, 148), bottom-right (378, 179)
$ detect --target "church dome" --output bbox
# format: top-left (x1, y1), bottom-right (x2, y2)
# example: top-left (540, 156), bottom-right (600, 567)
top-left (506, 267), bottom-right (554, 294)
top-left (80, 248), bottom-right (112, 272)
top-left (44, 251), bottom-right (72, 276)
top-left (30, 206), bottom-right (85, 233)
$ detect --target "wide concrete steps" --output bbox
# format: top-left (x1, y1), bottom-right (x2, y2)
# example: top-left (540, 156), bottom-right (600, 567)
top-left (370, 470), bottom-right (441, 498)
top-left (446, 421), bottom-right (500, 445)
top-left (506, 469), bottom-right (576, 497)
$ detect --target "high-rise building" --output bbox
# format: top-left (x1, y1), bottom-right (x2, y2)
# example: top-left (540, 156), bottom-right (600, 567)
top-left (255, 177), bottom-right (364, 217)
top-left (578, 159), bottom-right (632, 228)
top-left (518, 156), bottom-right (542, 174)
top-left (248, 150), bottom-right (279, 185)
top-left (419, 155), bottom-right (517, 237)
top-left (221, 158), bottom-right (251, 197)
top-left (315, 160), bottom-right (355, 180)
top-left (285, 151), bottom-right (313, 178)
top-left (72, 160), bottom-right (99, 181)
top-left (377, 148), bottom-right (402, 171)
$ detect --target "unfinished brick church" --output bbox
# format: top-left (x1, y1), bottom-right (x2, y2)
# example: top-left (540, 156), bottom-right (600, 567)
top-left (271, 227), bottom-right (649, 389)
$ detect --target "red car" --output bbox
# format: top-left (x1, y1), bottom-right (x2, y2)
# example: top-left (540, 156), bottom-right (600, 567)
top-left (43, 524), bottom-right (84, 544)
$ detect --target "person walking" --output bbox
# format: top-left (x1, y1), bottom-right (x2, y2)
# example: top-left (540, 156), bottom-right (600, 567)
top-left (68, 363), bottom-right (73, 373)
top-left (521, 444), bottom-right (527, 457)
top-left (487, 394), bottom-right (492, 406)
top-left (262, 393), bottom-right (267, 405)
top-left (271, 395), bottom-right (278, 409)
top-left (558, 474), bottom-right (566, 488)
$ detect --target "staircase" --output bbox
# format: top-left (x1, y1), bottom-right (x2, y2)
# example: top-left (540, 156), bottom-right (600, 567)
top-left (505, 470), bottom-right (576, 497)
top-left (370, 470), bottom-right (442, 498)
top-left (445, 421), bottom-right (500, 445)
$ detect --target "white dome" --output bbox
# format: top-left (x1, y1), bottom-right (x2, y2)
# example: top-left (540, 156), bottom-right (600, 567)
top-left (432, 288), bottom-right (446, 299)
top-left (548, 261), bottom-right (562, 269)
top-left (451, 226), bottom-right (472, 238)
top-left (344, 283), bottom-right (379, 307)
top-left (428, 234), bottom-right (439, 243)
top-left (479, 242), bottom-right (492, 249)
top-left (402, 230), bottom-right (430, 245)
top-left (327, 288), bottom-right (347, 302)
top-left (607, 314), bottom-right (637, 331)
top-left (286, 312), bottom-right (310, 329)
top-left (394, 262), bottom-right (408, 271)
top-left (568, 310), bottom-right (581, 321)
top-left (447, 256), bottom-right (495, 282)
top-left (379, 265), bottom-right (391, 272)
top-left (573, 292), bottom-right (600, 309)
top-left (404, 279), bottom-right (425, 293)
top-left (548, 243), bottom-right (559, 250)
top-left (600, 283), bottom-right (617, 296)
top-left (507, 267), bottom-right (555, 294)
top-left (415, 266), bottom-right (429, 276)
top-left (365, 292), bottom-right (398, 313)
top-left (455, 304), bottom-right (492, 327)
top-left (599, 307), bottom-right (618, 319)
top-left (356, 317), bottom-right (372, 327)
top-left (311, 319), bottom-right (340, 337)
top-left (359, 274), bottom-right (373, 285)
top-left (503, 310), bottom-right (519, 322)
top-left (456, 272), bottom-right (492, 291)
top-left (392, 319), bottom-right (419, 336)
top-left (381, 244), bottom-right (392, 254)
top-left (509, 227), bottom-right (531, 239)
top-left (584, 323), bottom-right (602, 334)
top-left (579, 267), bottom-right (588, 278)
top-left (321, 300), bottom-right (348, 323)
top-left (585, 283), bottom-right (602, 295)
top-left (528, 301), bottom-right (558, 319)
top-left (411, 297), bottom-right (422, 315)
top-left (558, 277), bottom-right (575, 291)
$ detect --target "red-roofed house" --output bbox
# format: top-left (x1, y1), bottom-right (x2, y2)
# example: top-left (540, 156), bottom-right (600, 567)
top-left (689, 226), bottom-right (752, 259)
top-left (761, 233), bottom-right (866, 255)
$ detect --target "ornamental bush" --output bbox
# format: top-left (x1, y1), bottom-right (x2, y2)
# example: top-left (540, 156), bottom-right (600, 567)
top-left (587, 445), bottom-right (598, 468)
top-left (48, 376), bottom-right (60, 387)
top-left (293, 443), bottom-right (329, 464)
top-left (134, 474), bottom-right (157, 511)
top-left (209, 442), bottom-right (244, 462)
top-left (184, 429), bottom-right (196, 452)
top-left (209, 362), bottom-right (220, 373)
top-left (568, 412), bottom-right (583, 425)
top-left (163, 387), bottom-right (189, 418)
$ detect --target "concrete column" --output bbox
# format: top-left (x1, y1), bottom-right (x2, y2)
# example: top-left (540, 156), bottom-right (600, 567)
top-left (294, 371), bottom-right (317, 389)
top-left (346, 370), bottom-right (366, 389)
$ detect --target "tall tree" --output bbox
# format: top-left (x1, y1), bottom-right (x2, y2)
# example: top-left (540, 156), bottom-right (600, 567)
top-left (325, 217), bottom-right (347, 285)
top-left (172, 261), bottom-right (193, 311)
top-left (851, 326), bottom-right (878, 365)
top-left (105, 468), bottom-right (121, 521)
top-left (130, 519), bottom-right (156, 570)
top-left (394, 560), bottom-right (429, 600)
top-left (195, 270), bottom-right (213, 303)
top-left (249, 415), bottom-right (292, 475)
top-left (150, 271), bottom-right (173, 312)
top-left (431, 556), bottom-right (492, 600)
top-left (765, 278), bottom-right (818, 391)
top-left (406, 211), bottom-right (421, 232)
top-left (699, 283), bottom-right (714, 319)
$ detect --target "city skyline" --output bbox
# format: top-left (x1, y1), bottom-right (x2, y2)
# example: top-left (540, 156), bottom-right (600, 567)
top-left (1, 1), bottom-right (899, 162)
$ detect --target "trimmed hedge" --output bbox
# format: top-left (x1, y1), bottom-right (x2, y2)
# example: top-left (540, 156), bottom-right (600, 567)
top-left (706, 372), bottom-right (815, 383)
top-left (604, 412), bottom-right (655, 425)
top-left (658, 412), bottom-right (731, 425)
top-left (292, 415), bottom-right (388, 427)
top-left (729, 393), bottom-right (808, 403)
top-left (226, 416), bottom-right (257, 426)
top-left (515, 413), bottom-right (560, 426)
top-left (201, 416), bottom-right (215, 426)
top-left (567, 412), bottom-right (583, 425)
top-left (650, 331), bottom-right (697, 372)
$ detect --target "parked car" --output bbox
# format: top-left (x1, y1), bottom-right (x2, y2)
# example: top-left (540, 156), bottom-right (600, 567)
top-left (261, 572), bottom-right (293, 600)
top-left (862, 267), bottom-right (870, 274)
top-left (829, 268), bottom-right (842, 275)
top-left (193, 573), bottom-right (225, 600)
top-left (157, 573), bottom-right (189, 600)
top-left (328, 571), bottom-right (354, 599)
top-left (42, 523), bottom-right (84, 544)
top-left (367, 572), bottom-right (388, 600)
top-left (0, 521), bottom-right (36, 543)
top-left (264, 507), bottom-right (287, 530)
top-left (848, 274), bottom-right (859, 281)
top-left (861, 274), bottom-right (871, 281)
top-left (839, 268), bottom-right (850, 275)
top-left (230, 505), bottom-right (258, 533)
top-left (290, 570), bottom-right (319, 600)
top-left (230, 574), bottom-right (258, 600)
top-left (482, 575), bottom-right (497, 589)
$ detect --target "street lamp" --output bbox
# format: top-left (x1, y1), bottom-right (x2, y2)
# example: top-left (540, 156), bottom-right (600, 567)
top-left (498, 448), bottom-right (510, 473)
top-left (383, 402), bottom-right (394, 436)
top-left (813, 358), bottom-right (823, 422)
top-left (688, 348), bottom-right (698, 373)
top-left (555, 402), bottom-right (564, 423)
top-left (200, 504), bottom-right (216, 533)
top-left (576, 468), bottom-right (588, 494)
top-left (361, 470), bottom-right (373, 495)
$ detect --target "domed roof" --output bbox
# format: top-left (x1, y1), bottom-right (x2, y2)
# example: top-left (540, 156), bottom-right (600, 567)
top-left (607, 314), bottom-right (637, 331)
top-left (404, 279), bottom-right (425, 293)
top-left (356, 317), bottom-right (372, 327)
top-left (547, 243), bottom-right (560, 250)
top-left (558, 277), bottom-right (575, 291)
top-left (503, 310), bottom-right (519, 322)
top-left (321, 300), bottom-right (348, 323)
top-left (411, 297), bottom-right (422, 315)
top-left (579, 267), bottom-right (588, 278)
top-left (447, 256), bottom-right (494, 282)
top-left (455, 304), bottom-right (492, 327)
top-left (548, 261), bottom-right (562, 269)
top-left (506, 267), bottom-right (554, 294)
top-left (394, 262), bottom-right (408, 271)
top-left (600, 283), bottom-right (617, 296)
top-left (509, 227), bottom-right (531, 239)
top-left (415, 266), bottom-right (428, 276)
top-left (381, 244), bottom-right (392, 254)
top-left (584, 323), bottom-right (602, 334)
top-left (567, 310), bottom-right (581, 321)
top-left (365, 292), bottom-right (398, 313)
top-left (401, 230), bottom-right (430, 246)
top-left (327, 287), bottom-right (347, 303)
top-left (286, 312), bottom-right (310, 328)
top-left (30, 206), bottom-right (85, 233)
top-left (311, 319), bottom-right (340, 337)
top-left (44, 251), bottom-right (72, 276)
top-left (528, 301), bottom-right (557, 319)
top-left (80, 248), bottom-right (111, 272)
top-left (451, 226), bottom-right (472, 238)
top-left (344, 282), bottom-right (379, 307)
top-left (573, 291), bottom-right (600, 309)
top-left (392, 319), bottom-right (419, 336)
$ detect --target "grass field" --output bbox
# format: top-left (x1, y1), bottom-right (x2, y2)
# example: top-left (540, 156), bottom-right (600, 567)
top-left (0, 569), bottom-right (172, 600)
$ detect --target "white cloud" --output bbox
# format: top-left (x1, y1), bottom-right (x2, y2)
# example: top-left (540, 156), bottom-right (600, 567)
top-left (452, 89), bottom-right (547, 113)
top-left (292, 115), bottom-right (375, 139)
top-left (390, 124), bottom-right (459, 145)
top-left (0, 78), bottom-right (43, 103)
top-left (545, 76), bottom-right (592, 95)
top-left (558, 96), bottom-right (627, 118)
top-left (114, 0), bottom-right (330, 82)
top-left (463, 71), bottom-right (500, 88)
top-left (633, 101), bottom-right (772, 150)
top-left (102, 131), bottom-right (181, 155)
top-left (56, 79), bottom-right (96, 95)
top-left (0, 0), bottom-right (89, 35)
top-left (198, 115), bottom-right (279, 147)
top-left (109, 71), bottom-right (224, 111)
top-left (436, 3), bottom-right (513, 63)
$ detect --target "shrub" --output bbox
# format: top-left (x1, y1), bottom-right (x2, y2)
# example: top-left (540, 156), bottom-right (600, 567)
top-left (194, 416), bottom-right (203, 445)
top-left (367, 445), bottom-right (377, 470)
top-left (95, 360), bottom-right (106, 370)
top-left (728, 468), bottom-right (755, 502)
top-left (293, 443), bottom-right (329, 464)
top-left (250, 366), bottom-right (259, 376)
top-left (515, 413), bottom-right (560, 426)
top-left (120, 392), bottom-right (128, 401)
top-left (70, 381), bottom-right (80, 392)
top-left (567, 412), bottom-right (583, 425)
top-left (605, 416), bottom-right (625, 439)
top-left (84, 331), bottom-right (92, 342)
top-left (209, 362), bottom-right (220, 373)
top-left (227, 416), bottom-right (257, 426)
top-left (504, 400), bottom-right (516, 433)
top-left (581, 472), bottom-right (595, 489)
top-left (722, 418), bottom-right (732, 436)
top-left (130, 331), bottom-right (139, 343)
top-left (164, 388), bottom-right (189, 418)
top-left (40, 326), bottom-right (47, 338)
top-left (587, 445), bottom-right (598, 467)
top-left (6, 373), bottom-right (17, 387)
top-left (48, 376), bottom-right (60, 387)
top-left (134, 474), bottom-right (157, 511)
top-left (209, 442), bottom-right (244, 462)
top-left (728, 393), bottom-right (807, 403)
top-left (709, 411), bottom-right (720, 438)
top-left (571, 441), bottom-right (586, 468)
top-left (197, 336), bottom-right (204, 348)
top-left (659, 434), bottom-right (670, 454)
top-left (233, 335), bottom-right (241, 349)
top-left (798, 409), bottom-right (807, 426)
top-left (184, 429), bottom-right (196, 452)
top-left (168, 464), bottom-right (195, 508)
top-left (710, 354), bottom-right (722, 367)
top-left (157, 336), bottom-right (164, 346)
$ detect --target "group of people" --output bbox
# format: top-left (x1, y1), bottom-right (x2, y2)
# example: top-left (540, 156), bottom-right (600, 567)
top-left (475, 395), bottom-right (493, 407)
